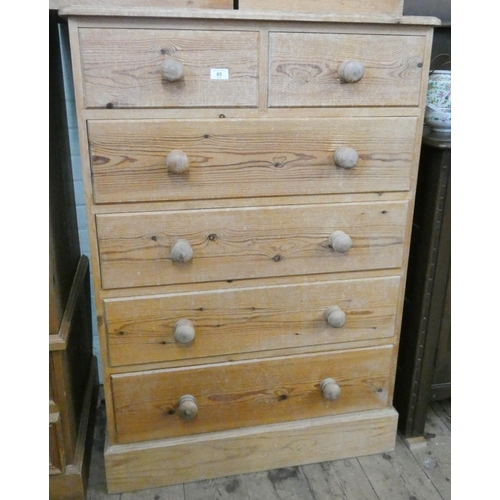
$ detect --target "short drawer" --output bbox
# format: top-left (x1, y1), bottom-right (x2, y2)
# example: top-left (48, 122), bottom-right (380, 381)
top-left (269, 32), bottom-right (426, 107)
top-left (88, 117), bottom-right (417, 204)
top-left (78, 28), bottom-right (258, 108)
top-left (111, 346), bottom-right (393, 443)
top-left (104, 275), bottom-right (401, 366)
top-left (96, 201), bottom-right (408, 289)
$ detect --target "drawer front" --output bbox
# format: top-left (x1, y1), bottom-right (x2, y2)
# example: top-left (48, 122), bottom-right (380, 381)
top-left (96, 201), bottom-right (408, 289)
top-left (112, 346), bottom-right (393, 443)
top-left (269, 32), bottom-right (426, 108)
top-left (105, 275), bottom-right (401, 366)
top-left (89, 117), bottom-right (417, 204)
top-left (79, 28), bottom-right (259, 108)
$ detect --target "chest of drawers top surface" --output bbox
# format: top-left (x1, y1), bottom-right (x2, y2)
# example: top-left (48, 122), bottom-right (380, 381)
top-left (60, 5), bottom-right (440, 22)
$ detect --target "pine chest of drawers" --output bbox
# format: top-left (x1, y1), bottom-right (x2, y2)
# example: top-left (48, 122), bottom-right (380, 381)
top-left (62, 6), bottom-right (439, 493)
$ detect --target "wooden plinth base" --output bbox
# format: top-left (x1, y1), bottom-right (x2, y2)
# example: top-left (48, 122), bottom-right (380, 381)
top-left (104, 407), bottom-right (398, 494)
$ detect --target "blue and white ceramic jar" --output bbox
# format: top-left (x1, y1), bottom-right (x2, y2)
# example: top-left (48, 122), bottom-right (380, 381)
top-left (424, 70), bottom-right (451, 133)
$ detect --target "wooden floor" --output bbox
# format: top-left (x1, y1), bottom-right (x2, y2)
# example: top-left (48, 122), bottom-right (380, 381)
top-left (87, 392), bottom-right (451, 500)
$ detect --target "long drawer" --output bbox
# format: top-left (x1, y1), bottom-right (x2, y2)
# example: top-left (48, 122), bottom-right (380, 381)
top-left (96, 201), bottom-right (408, 289)
top-left (111, 346), bottom-right (393, 443)
top-left (269, 32), bottom-right (426, 108)
top-left (88, 117), bottom-right (417, 204)
top-left (104, 275), bottom-right (401, 366)
top-left (78, 28), bottom-right (259, 109)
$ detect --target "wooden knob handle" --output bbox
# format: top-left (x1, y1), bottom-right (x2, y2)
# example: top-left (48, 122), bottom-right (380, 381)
top-left (166, 150), bottom-right (189, 174)
top-left (338, 60), bottom-right (365, 83)
top-left (174, 319), bottom-right (195, 344)
top-left (334, 147), bottom-right (359, 169)
top-left (178, 395), bottom-right (198, 420)
top-left (161, 57), bottom-right (184, 82)
top-left (324, 306), bottom-right (346, 328)
top-left (329, 231), bottom-right (352, 253)
top-left (171, 239), bottom-right (193, 263)
top-left (320, 378), bottom-right (341, 401)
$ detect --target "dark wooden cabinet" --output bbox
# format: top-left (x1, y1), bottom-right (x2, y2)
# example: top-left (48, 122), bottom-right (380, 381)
top-left (49, 8), bottom-right (80, 336)
top-left (394, 130), bottom-right (451, 438)
top-left (49, 10), bottom-right (98, 499)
